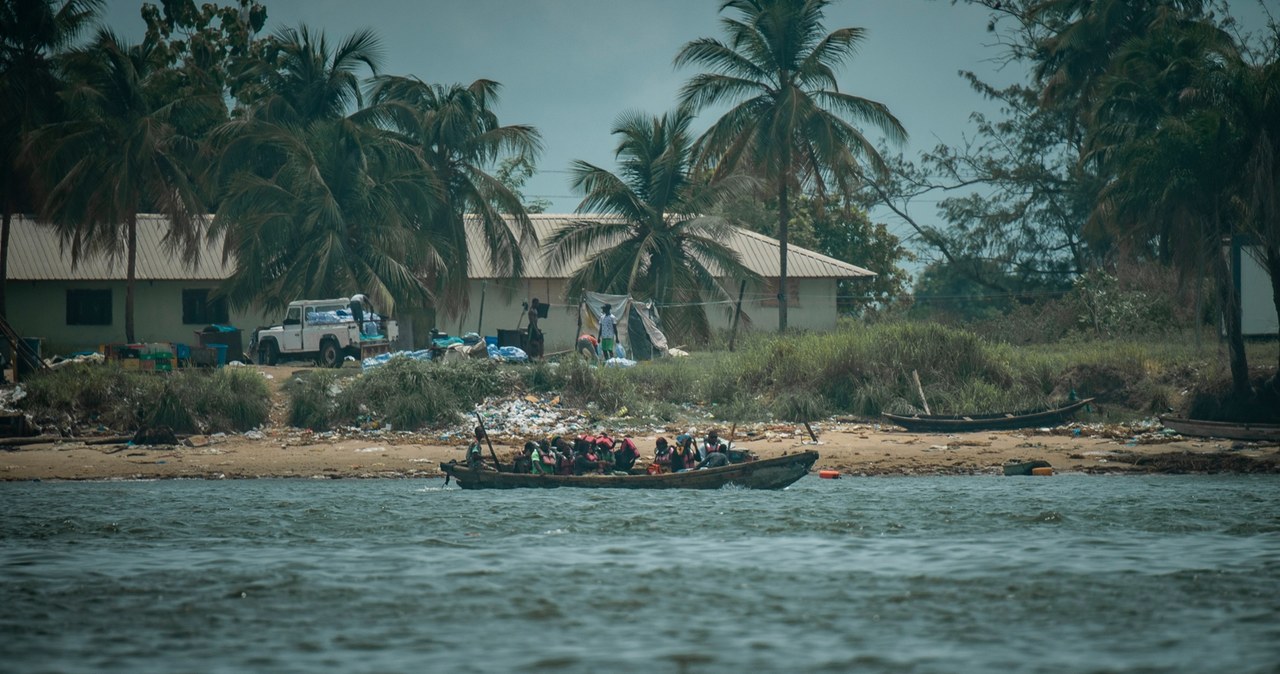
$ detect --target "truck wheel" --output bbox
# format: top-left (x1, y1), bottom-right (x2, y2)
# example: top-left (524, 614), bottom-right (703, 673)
top-left (319, 339), bottom-right (341, 368)
top-left (259, 340), bottom-right (279, 366)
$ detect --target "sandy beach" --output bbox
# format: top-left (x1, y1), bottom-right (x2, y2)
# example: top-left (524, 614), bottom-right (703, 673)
top-left (3, 412), bottom-right (1276, 482)
top-left (2, 365), bottom-right (1276, 481)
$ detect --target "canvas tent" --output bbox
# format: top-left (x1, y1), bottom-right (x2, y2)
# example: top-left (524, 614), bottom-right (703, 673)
top-left (578, 292), bottom-right (669, 360)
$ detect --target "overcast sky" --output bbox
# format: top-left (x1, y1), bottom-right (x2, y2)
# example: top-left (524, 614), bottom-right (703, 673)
top-left (99, 0), bottom-right (1274, 262)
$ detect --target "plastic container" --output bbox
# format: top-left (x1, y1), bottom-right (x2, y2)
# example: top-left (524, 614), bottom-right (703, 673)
top-left (485, 336), bottom-right (498, 348)
top-left (210, 343), bottom-right (228, 366)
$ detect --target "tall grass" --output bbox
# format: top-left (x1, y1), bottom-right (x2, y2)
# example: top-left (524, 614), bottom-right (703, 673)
top-left (19, 364), bottom-right (271, 434)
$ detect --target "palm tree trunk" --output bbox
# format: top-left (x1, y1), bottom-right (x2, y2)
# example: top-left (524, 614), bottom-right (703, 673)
top-left (777, 177), bottom-right (790, 334)
top-left (126, 213), bottom-right (137, 344)
top-left (1214, 238), bottom-right (1250, 397)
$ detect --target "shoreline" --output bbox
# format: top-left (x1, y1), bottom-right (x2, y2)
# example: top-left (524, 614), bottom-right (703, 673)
top-left (3, 424), bottom-right (1277, 481)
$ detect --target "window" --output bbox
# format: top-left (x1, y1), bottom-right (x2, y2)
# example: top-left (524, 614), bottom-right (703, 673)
top-left (66, 289), bottom-right (112, 326)
top-left (760, 279), bottom-right (801, 308)
top-left (182, 289), bottom-right (229, 325)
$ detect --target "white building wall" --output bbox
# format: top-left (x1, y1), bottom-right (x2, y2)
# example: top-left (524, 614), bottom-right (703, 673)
top-left (7, 280), bottom-right (274, 354)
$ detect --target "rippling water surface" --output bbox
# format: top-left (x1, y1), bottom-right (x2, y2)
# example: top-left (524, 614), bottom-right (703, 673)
top-left (2, 475), bottom-right (1278, 673)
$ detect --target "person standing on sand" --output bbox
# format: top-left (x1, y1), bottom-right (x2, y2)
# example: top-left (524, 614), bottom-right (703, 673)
top-left (598, 304), bottom-right (617, 359)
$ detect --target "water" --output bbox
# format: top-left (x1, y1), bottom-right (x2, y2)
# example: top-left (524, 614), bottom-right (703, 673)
top-left (2, 476), bottom-right (1278, 674)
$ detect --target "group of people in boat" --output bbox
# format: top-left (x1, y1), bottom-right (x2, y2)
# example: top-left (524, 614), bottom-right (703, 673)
top-left (466, 426), bottom-right (750, 475)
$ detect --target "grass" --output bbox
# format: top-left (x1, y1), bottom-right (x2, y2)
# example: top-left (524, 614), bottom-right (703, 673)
top-left (19, 364), bottom-right (271, 434)
top-left (20, 323), bottom-right (1277, 436)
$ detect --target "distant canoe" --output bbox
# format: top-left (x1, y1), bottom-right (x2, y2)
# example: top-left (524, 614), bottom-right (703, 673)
top-left (883, 398), bottom-right (1095, 433)
top-left (439, 451), bottom-right (819, 490)
top-left (1159, 417), bottom-right (1280, 442)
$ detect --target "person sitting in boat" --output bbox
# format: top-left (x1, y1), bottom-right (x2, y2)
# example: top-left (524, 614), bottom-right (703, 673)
top-left (594, 435), bottom-right (616, 472)
top-left (513, 442), bottom-right (535, 474)
top-left (467, 426), bottom-right (487, 471)
top-left (651, 437), bottom-right (672, 473)
top-left (572, 438), bottom-right (600, 475)
top-left (699, 430), bottom-right (721, 462)
top-left (672, 435), bottom-right (697, 472)
top-left (613, 437), bottom-right (640, 473)
top-left (552, 437), bottom-right (575, 475)
top-left (531, 440), bottom-right (556, 475)
top-left (697, 444), bottom-right (731, 470)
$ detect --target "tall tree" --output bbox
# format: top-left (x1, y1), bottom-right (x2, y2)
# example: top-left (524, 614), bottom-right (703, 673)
top-left (1082, 7), bottom-right (1257, 395)
top-left (0, 0), bottom-right (101, 316)
top-left (676, 0), bottom-right (906, 332)
top-left (25, 29), bottom-right (214, 343)
top-left (544, 107), bottom-right (757, 342)
top-left (211, 26), bottom-right (438, 316)
top-left (368, 76), bottom-right (541, 315)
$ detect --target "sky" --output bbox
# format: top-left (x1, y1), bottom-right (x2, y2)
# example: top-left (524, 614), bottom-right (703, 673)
top-left (98, 0), bottom-right (1275, 263)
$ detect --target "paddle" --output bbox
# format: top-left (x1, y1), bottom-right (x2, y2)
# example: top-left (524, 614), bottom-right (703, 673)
top-left (473, 411), bottom-right (502, 472)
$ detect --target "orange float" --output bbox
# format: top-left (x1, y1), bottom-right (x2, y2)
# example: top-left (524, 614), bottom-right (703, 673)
top-left (818, 469), bottom-right (841, 479)
top-left (1030, 466), bottom-right (1054, 476)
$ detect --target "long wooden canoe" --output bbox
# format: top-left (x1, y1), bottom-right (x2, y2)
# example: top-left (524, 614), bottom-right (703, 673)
top-left (882, 398), bottom-right (1095, 433)
top-left (1159, 417), bottom-right (1280, 442)
top-left (439, 451), bottom-right (819, 490)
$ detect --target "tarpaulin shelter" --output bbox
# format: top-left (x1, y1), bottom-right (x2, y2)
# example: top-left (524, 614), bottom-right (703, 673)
top-left (578, 291), bottom-right (669, 360)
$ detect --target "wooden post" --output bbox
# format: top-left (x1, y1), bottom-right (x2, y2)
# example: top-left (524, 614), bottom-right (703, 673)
top-left (912, 370), bottom-right (931, 415)
top-left (803, 421), bottom-right (818, 442)
top-left (476, 280), bottom-right (487, 335)
top-left (473, 410), bottom-right (502, 472)
top-left (728, 279), bottom-right (747, 352)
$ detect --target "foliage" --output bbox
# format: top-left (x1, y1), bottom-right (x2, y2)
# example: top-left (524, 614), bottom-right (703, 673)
top-left (24, 28), bottom-right (216, 343)
top-left (368, 76), bottom-right (541, 315)
top-left (495, 155), bottom-right (551, 214)
top-left (18, 364), bottom-right (270, 433)
top-left (544, 106), bottom-right (757, 343)
top-left (677, 0), bottom-right (907, 332)
top-left (289, 357), bottom-right (511, 431)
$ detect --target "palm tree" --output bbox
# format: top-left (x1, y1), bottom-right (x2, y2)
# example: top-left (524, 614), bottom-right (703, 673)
top-left (25, 28), bottom-right (214, 343)
top-left (1084, 18), bottom-right (1254, 395)
top-left (0, 0), bottom-right (101, 316)
top-left (675, 0), bottom-right (906, 332)
top-left (543, 107), bottom-right (757, 342)
top-left (211, 25), bottom-right (439, 316)
top-left (368, 76), bottom-right (541, 315)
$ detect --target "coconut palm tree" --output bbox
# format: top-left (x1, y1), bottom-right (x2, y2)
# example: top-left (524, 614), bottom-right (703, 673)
top-left (543, 107), bottom-right (757, 342)
top-left (25, 28), bottom-right (215, 343)
top-left (675, 0), bottom-right (906, 332)
top-left (0, 0), bottom-right (101, 315)
top-left (1084, 19), bottom-right (1255, 395)
top-left (368, 76), bottom-right (541, 315)
top-left (211, 25), bottom-right (441, 316)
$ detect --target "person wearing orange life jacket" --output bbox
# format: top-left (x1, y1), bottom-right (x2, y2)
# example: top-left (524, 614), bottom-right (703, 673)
top-left (613, 437), bottom-right (640, 472)
top-left (651, 437), bottom-right (672, 473)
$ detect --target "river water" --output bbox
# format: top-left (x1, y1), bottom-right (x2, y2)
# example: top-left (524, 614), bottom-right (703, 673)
top-left (2, 475), bottom-right (1278, 674)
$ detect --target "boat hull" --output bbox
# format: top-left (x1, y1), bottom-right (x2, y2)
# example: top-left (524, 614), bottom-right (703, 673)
top-left (883, 398), bottom-right (1094, 433)
top-left (440, 451), bottom-right (819, 490)
top-left (1160, 417), bottom-right (1280, 442)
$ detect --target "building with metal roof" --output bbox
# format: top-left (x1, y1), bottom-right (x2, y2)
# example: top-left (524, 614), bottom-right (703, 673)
top-left (4, 214), bottom-right (876, 354)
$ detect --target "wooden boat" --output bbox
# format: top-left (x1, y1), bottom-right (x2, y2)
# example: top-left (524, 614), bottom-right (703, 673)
top-left (882, 398), bottom-right (1095, 433)
top-left (1159, 417), bottom-right (1280, 442)
top-left (439, 451), bottom-right (819, 490)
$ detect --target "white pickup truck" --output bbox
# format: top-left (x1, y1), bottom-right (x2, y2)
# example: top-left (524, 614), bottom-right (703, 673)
top-left (251, 298), bottom-right (398, 367)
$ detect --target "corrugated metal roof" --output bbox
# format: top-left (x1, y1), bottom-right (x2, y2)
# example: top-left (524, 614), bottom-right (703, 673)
top-left (8, 213), bottom-right (875, 281)
top-left (8, 215), bottom-right (233, 281)
top-left (468, 214), bottom-right (875, 280)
